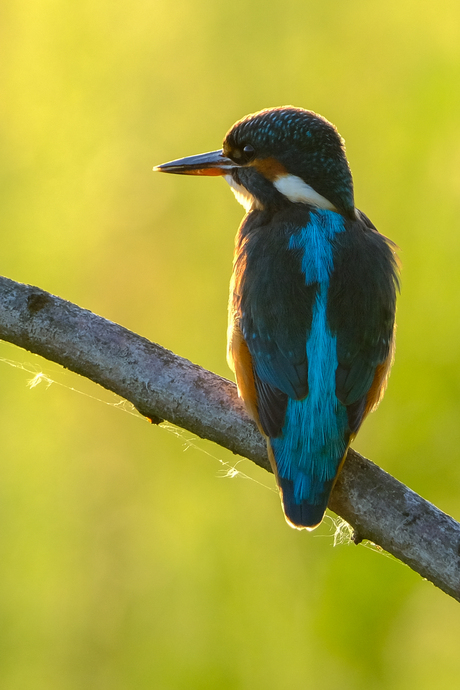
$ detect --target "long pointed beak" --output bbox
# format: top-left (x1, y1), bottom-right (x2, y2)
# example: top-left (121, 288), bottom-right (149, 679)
top-left (153, 149), bottom-right (236, 177)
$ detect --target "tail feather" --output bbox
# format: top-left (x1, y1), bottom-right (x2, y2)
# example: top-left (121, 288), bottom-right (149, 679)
top-left (267, 440), bottom-right (349, 531)
top-left (278, 475), bottom-right (333, 530)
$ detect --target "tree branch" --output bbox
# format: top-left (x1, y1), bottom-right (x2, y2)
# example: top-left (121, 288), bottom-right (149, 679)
top-left (0, 275), bottom-right (459, 601)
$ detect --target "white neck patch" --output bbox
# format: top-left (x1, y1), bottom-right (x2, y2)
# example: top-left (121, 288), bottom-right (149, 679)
top-left (273, 173), bottom-right (336, 211)
top-left (224, 175), bottom-right (263, 212)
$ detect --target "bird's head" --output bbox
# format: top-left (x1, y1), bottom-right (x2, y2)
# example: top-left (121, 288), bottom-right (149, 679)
top-left (155, 106), bottom-right (355, 218)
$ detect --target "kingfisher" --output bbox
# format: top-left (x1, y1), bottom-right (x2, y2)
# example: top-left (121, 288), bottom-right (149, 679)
top-left (154, 106), bottom-right (399, 530)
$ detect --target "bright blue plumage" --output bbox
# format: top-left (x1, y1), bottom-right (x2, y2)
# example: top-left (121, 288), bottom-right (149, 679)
top-left (155, 105), bottom-right (399, 530)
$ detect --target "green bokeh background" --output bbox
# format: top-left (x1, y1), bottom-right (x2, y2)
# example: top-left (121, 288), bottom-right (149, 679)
top-left (1, 0), bottom-right (460, 687)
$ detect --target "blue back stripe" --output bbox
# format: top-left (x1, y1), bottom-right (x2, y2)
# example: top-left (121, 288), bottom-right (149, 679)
top-left (272, 210), bottom-right (349, 505)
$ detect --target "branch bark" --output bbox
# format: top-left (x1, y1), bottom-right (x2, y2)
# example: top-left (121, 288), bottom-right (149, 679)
top-left (0, 275), bottom-right (459, 601)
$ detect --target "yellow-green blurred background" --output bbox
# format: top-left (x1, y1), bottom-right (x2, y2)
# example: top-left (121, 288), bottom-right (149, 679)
top-left (1, 0), bottom-right (460, 687)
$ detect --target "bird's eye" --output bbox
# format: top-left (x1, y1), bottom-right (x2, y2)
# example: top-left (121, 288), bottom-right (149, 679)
top-left (228, 144), bottom-right (255, 164)
top-left (243, 144), bottom-right (255, 161)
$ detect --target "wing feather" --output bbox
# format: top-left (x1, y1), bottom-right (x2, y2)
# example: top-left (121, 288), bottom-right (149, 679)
top-left (329, 210), bottom-right (399, 432)
top-left (229, 207), bottom-right (315, 435)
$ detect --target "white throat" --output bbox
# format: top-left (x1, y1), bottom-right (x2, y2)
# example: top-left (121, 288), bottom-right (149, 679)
top-left (224, 175), bottom-right (263, 212)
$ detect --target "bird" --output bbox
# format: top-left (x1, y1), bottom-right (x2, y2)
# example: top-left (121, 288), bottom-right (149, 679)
top-left (154, 106), bottom-right (399, 530)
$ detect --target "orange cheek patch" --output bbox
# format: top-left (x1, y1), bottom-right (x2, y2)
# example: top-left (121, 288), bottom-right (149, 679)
top-left (251, 157), bottom-right (287, 180)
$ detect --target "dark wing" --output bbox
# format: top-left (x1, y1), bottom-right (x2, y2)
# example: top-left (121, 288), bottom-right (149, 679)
top-left (328, 210), bottom-right (399, 433)
top-left (231, 207), bottom-right (316, 437)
